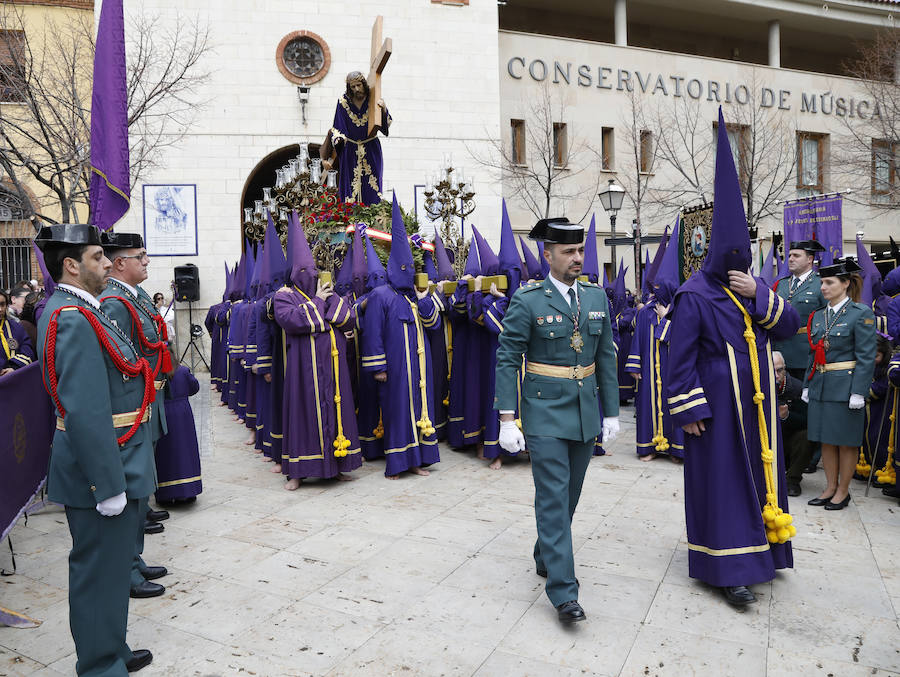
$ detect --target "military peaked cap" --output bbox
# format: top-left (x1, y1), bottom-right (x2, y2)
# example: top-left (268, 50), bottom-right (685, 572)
top-left (528, 217), bottom-right (584, 244)
top-left (33, 224), bottom-right (102, 251)
top-left (101, 231), bottom-right (145, 251)
top-left (788, 240), bottom-right (826, 254)
top-left (819, 257), bottom-right (862, 278)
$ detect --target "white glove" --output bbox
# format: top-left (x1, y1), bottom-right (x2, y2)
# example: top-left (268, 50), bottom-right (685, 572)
top-left (849, 394), bottom-right (865, 410)
top-left (801, 389), bottom-right (809, 403)
top-left (96, 492), bottom-right (127, 517)
top-left (602, 417), bottom-right (620, 442)
top-left (498, 420), bottom-right (526, 454)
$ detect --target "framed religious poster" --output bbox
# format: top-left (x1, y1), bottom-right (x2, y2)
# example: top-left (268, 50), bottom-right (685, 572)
top-left (142, 184), bottom-right (198, 256)
top-left (678, 203), bottom-right (713, 282)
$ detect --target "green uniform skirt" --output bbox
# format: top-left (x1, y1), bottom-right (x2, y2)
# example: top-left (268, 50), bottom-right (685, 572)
top-left (807, 400), bottom-right (865, 447)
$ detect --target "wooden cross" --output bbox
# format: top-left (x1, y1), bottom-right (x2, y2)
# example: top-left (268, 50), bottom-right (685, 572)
top-left (367, 15), bottom-right (392, 138)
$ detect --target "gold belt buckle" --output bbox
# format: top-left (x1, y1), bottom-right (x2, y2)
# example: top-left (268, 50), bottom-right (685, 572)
top-left (572, 365), bottom-right (585, 379)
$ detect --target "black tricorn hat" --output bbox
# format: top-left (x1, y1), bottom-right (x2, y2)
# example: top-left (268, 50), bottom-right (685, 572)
top-left (528, 217), bottom-right (584, 244)
top-left (101, 231), bottom-right (145, 251)
top-left (788, 240), bottom-right (826, 254)
top-left (819, 257), bottom-right (862, 278)
top-left (33, 223), bottom-right (102, 251)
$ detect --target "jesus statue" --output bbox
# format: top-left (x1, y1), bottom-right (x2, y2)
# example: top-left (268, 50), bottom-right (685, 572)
top-left (322, 71), bottom-right (391, 206)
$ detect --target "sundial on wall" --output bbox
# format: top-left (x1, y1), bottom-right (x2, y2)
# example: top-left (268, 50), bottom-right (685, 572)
top-left (276, 31), bottom-right (330, 85)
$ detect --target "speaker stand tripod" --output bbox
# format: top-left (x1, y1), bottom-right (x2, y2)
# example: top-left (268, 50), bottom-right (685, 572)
top-left (179, 300), bottom-right (210, 372)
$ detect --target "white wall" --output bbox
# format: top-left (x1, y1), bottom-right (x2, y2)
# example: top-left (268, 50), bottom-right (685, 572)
top-left (113, 0), bottom-right (502, 335)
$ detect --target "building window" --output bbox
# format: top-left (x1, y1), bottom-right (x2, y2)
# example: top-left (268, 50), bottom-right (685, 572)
top-left (553, 122), bottom-right (567, 168)
top-left (639, 130), bottom-right (653, 173)
top-left (0, 237), bottom-right (32, 290)
top-left (871, 139), bottom-right (898, 203)
top-left (797, 132), bottom-right (826, 198)
top-left (601, 127), bottom-right (614, 171)
top-left (0, 30), bottom-right (26, 104)
top-left (713, 122), bottom-right (749, 186)
top-left (510, 119), bottom-right (525, 166)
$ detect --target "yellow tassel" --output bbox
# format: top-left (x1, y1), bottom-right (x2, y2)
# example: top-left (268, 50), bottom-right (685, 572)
top-left (653, 335), bottom-right (669, 452)
top-left (875, 399), bottom-right (898, 485)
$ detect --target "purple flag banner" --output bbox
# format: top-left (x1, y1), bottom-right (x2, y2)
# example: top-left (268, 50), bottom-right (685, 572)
top-left (783, 195), bottom-right (843, 266)
top-left (89, 0), bottom-right (130, 231)
top-left (0, 363), bottom-right (55, 541)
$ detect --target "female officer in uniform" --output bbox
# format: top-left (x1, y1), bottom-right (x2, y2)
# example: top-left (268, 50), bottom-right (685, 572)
top-left (803, 258), bottom-right (877, 510)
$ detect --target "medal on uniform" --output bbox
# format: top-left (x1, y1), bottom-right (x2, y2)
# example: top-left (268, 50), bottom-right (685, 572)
top-left (7, 338), bottom-right (17, 350)
top-left (570, 330), bottom-right (584, 353)
top-left (823, 338), bottom-right (830, 351)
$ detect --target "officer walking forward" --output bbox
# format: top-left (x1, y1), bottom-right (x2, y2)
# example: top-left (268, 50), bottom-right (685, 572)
top-left (495, 217), bottom-right (620, 624)
top-left (35, 224), bottom-right (156, 675)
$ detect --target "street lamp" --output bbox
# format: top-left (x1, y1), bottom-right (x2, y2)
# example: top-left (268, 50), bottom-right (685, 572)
top-left (598, 179), bottom-right (626, 272)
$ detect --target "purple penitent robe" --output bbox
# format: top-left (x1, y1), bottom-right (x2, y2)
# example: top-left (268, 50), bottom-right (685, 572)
top-left (360, 285), bottom-right (441, 475)
top-left (154, 366), bottom-right (203, 502)
top-left (626, 302), bottom-right (684, 459)
top-left (274, 287), bottom-right (362, 479)
top-left (666, 273), bottom-right (799, 587)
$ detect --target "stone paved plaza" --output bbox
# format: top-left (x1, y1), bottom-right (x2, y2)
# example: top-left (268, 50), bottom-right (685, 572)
top-left (2, 376), bottom-right (900, 676)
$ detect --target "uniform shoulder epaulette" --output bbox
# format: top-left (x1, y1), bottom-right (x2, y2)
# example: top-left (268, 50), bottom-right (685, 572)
top-left (521, 283), bottom-right (542, 293)
top-left (580, 281), bottom-right (601, 289)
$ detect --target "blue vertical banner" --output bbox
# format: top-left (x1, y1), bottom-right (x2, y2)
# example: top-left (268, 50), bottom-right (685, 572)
top-left (783, 195), bottom-right (843, 266)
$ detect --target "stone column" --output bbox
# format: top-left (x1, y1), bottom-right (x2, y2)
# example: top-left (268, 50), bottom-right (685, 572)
top-left (615, 0), bottom-right (627, 47)
top-left (768, 20), bottom-right (781, 68)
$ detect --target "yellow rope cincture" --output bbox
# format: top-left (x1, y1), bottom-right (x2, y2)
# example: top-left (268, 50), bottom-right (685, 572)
top-left (0, 320), bottom-right (11, 359)
top-left (373, 409), bottom-right (384, 439)
top-left (651, 326), bottom-right (670, 452)
top-left (875, 387), bottom-right (898, 485)
top-left (409, 298), bottom-right (435, 439)
top-left (722, 286), bottom-right (796, 545)
top-left (329, 329), bottom-right (352, 458)
top-left (442, 320), bottom-right (453, 407)
top-left (857, 402), bottom-right (873, 476)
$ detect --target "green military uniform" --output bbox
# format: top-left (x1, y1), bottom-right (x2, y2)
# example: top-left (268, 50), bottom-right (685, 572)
top-left (495, 276), bottom-right (618, 607)
top-left (806, 299), bottom-right (877, 447)
top-left (38, 284), bottom-right (156, 676)
top-left (100, 276), bottom-right (168, 589)
top-left (774, 271), bottom-right (825, 373)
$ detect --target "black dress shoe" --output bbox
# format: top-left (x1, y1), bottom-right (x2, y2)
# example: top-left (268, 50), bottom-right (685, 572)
top-left (882, 486), bottom-right (900, 498)
top-left (126, 649), bottom-right (153, 672)
top-left (146, 508), bottom-right (169, 522)
top-left (143, 520), bottom-right (164, 535)
top-left (130, 581), bottom-right (165, 598)
top-left (556, 600), bottom-right (586, 624)
top-left (824, 495), bottom-right (851, 511)
top-left (139, 565), bottom-right (168, 581)
top-left (807, 495), bottom-right (834, 506)
top-left (802, 463), bottom-right (818, 474)
top-left (722, 586), bottom-right (756, 606)
top-left (787, 483), bottom-right (801, 497)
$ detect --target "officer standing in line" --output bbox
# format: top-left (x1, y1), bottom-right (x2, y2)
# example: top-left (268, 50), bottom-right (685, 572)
top-left (495, 217), bottom-right (620, 624)
top-left (35, 224), bottom-right (155, 674)
top-left (99, 232), bottom-right (170, 599)
top-left (774, 240), bottom-right (827, 379)
top-left (774, 240), bottom-right (827, 494)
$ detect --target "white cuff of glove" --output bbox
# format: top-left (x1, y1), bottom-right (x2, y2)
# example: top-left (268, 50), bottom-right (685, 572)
top-left (800, 388), bottom-right (809, 403)
top-left (602, 416), bottom-right (620, 442)
top-left (849, 394), bottom-right (865, 410)
top-left (96, 491), bottom-right (127, 517)
top-left (498, 420), bottom-right (526, 454)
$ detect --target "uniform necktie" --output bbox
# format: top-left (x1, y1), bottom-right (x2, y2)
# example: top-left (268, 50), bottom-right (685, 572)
top-left (790, 277), bottom-right (799, 293)
top-left (568, 288), bottom-right (576, 312)
top-left (826, 307), bottom-right (833, 323)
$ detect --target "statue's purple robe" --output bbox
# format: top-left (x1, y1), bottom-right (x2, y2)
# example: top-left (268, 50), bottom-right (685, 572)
top-left (331, 94), bottom-right (390, 206)
top-left (625, 303), bottom-right (684, 459)
top-left (616, 307), bottom-right (637, 403)
top-left (154, 365), bottom-right (203, 502)
top-left (274, 288), bottom-right (362, 479)
top-left (667, 274), bottom-right (799, 587)
top-left (359, 285), bottom-right (441, 475)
